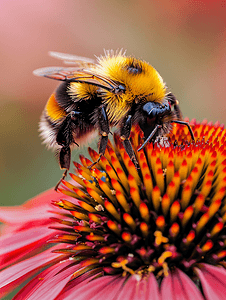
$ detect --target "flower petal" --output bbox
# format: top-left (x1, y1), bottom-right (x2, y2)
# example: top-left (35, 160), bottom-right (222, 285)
top-left (115, 273), bottom-right (161, 300)
top-left (0, 226), bottom-right (55, 269)
top-left (13, 259), bottom-right (80, 300)
top-left (0, 187), bottom-right (76, 229)
top-left (161, 268), bottom-right (204, 300)
top-left (195, 264), bottom-right (226, 300)
top-left (58, 275), bottom-right (124, 300)
top-left (0, 244), bottom-right (64, 296)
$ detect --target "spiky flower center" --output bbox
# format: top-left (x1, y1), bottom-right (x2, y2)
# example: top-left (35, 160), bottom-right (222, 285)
top-left (52, 120), bottom-right (226, 284)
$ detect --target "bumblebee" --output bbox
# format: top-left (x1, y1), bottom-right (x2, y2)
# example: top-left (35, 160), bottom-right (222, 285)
top-left (34, 50), bottom-right (194, 189)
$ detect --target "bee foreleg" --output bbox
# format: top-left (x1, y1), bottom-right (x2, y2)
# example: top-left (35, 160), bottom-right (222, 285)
top-left (89, 105), bottom-right (110, 169)
top-left (120, 115), bottom-right (138, 167)
top-left (137, 124), bottom-right (161, 151)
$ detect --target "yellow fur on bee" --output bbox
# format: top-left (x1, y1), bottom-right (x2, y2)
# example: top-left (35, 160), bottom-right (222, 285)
top-left (45, 93), bottom-right (67, 121)
top-left (69, 82), bottom-right (98, 101)
top-left (97, 54), bottom-right (166, 123)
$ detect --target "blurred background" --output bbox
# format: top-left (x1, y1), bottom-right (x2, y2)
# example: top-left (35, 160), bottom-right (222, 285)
top-left (0, 0), bottom-right (226, 206)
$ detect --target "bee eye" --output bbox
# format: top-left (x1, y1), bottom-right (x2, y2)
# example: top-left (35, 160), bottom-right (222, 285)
top-left (142, 102), bottom-right (156, 116)
top-left (127, 67), bottom-right (140, 74)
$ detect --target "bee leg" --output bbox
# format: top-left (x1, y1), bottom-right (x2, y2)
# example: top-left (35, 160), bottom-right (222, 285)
top-left (54, 146), bottom-right (71, 191)
top-left (54, 169), bottom-right (68, 191)
top-left (120, 115), bottom-right (138, 167)
top-left (55, 113), bottom-right (76, 190)
top-left (89, 105), bottom-right (110, 169)
top-left (137, 124), bottom-right (161, 151)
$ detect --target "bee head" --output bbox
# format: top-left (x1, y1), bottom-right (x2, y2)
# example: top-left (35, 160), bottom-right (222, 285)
top-left (97, 53), bottom-right (167, 104)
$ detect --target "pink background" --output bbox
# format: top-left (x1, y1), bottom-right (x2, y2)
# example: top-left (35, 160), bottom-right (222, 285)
top-left (0, 0), bottom-right (226, 205)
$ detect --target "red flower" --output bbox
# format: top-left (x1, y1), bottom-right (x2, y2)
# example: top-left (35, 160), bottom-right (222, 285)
top-left (1, 120), bottom-right (226, 299)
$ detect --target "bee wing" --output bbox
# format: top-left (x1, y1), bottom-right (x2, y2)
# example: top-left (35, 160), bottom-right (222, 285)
top-left (33, 67), bottom-right (117, 91)
top-left (49, 51), bottom-right (96, 66)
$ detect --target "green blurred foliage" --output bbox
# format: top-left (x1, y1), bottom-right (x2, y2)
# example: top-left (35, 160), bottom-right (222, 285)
top-left (0, 0), bottom-right (226, 207)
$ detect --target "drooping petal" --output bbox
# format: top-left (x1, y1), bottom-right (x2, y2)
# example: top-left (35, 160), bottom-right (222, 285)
top-left (58, 275), bottom-right (124, 300)
top-left (195, 264), bottom-right (226, 300)
top-left (0, 187), bottom-right (77, 230)
top-left (115, 273), bottom-right (161, 300)
top-left (0, 244), bottom-right (65, 296)
top-left (0, 226), bottom-right (55, 269)
top-left (13, 259), bottom-right (80, 300)
top-left (161, 268), bottom-right (204, 300)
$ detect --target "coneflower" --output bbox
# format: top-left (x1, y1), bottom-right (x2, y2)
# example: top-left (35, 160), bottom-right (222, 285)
top-left (0, 120), bottom-right (226, 299)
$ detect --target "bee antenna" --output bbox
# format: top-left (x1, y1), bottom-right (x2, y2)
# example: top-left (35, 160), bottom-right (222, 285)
top-left (171, 120), bottom-right (195, 141)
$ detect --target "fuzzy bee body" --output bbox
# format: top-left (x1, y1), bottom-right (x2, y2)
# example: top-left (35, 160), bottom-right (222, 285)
top-left (34, 50), bottom-right (194, 189)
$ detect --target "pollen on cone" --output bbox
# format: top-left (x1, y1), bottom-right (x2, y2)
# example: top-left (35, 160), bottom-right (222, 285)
top-left (121, 231), bottom-right (132, 243)
top-left (106, 164), bottom-right (119, 181)
top-left (169, 223), bottom-right (180, 238)
top-left (208, 199), bottom-right (221, 218)
top-left (83, 179), bottom-right (102, 194)
top-left (111, 156), bottom-right (123, 175)
top-left (143, 172), bottom-right (153, 200)
top-left (181, 184), bottom-right (192, 210)
top-left (211, 187), bottom-right (226, 203)
top-left (86, 234), bottom-right (105, 242)
top-left (99, 247), bottom-right (115, 254)
top-left (201, 240), bottom-right (213, 252)
top-left (140, 222), bottom-right (149, 238)
top-left (107, 220), bottom-right (121, 235)
top-left (196, 212), bottom-right (210, 235)
top-left (181, 206), bottom-right (193, 227)
top-left (210, 222), bottom-right (224, 237)
top-left (156, 215), bottom-right (165, 231)
top-left (166, 160), bottom-right (175, 185)
top-left (179, 159), bottom-right (188, 181)
top-left (116, 168), bottom-right (130, 192)
top-left (88, 213), bottom-right (102, 224)
top-left (161, 194), bottom-right (170, 216)
top-left (193, 193), bottom-right (205, 217)
top-left (76, 165), bottom-right (93, 182)
top-left (78, 201), bottom-right (96, 213)
top-left (123, 213), bottom-right (136, 231)
top-left (200, 180), bottom-right (212, 197)
top-left (111, 178), bottom-right (124, 195)
top-left (139, 202), bottom-right (150, 223)
top-left (152, 186), bottom-right (161, 211)
top-left (79, 154), bottom-right (93, 168)
top-left (98, 178), bottom-right (116, 204)
top-left (130, 187), bottom-right (141, 209)
top-left (115, 190), bottom-right (130, 213)
top-left (170, 200), bottom-right (180, 223)
top-left (61, 180), bottom-right (76, 191)
top-left (104, 200), bottom-right (121, 222)
top-left (86, 187), bottom-right (104, 205)
top-left (69, 172), bottom-right (86, 187)
top-left (184, 230), bottom-right (195, 246)
top-left (155, 168), bottom-right (164, 195)
top-left (71, 211), bottom-right (89, 221)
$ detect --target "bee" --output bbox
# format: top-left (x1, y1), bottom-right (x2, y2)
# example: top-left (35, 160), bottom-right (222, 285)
top-left (34, 50), bottom-right (194, 190)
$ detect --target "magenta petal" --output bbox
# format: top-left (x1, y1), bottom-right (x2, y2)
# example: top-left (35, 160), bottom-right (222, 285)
top-left (58, 275), bottom-right (122, 300)
top-left (161, 268), bottom-right (204, 300)
top-left (0, 244), bottom-right (63, 295)
top-left (13, 259), bottom-right (80, 300)
top-left (195, 264), bottom-right (226, 300)
top-left (115, 273), bottom-right (161, 300)
top-left (0, 226), bottom-right (55, 269)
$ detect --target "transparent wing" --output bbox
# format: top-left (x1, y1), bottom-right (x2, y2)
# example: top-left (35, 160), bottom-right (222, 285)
top-left (49, 51), bottom-right (96, 66)
top-left (33, 67), bottom-right (118, 92)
